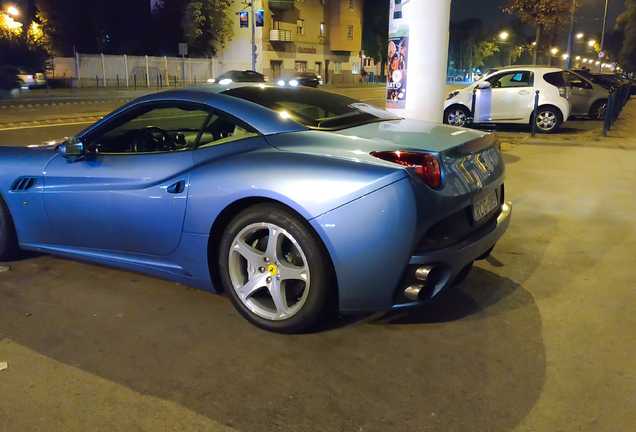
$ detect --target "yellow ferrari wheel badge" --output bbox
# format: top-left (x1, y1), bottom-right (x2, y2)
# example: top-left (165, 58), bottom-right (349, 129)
top-left (267, 264), bottom-right (278, 275)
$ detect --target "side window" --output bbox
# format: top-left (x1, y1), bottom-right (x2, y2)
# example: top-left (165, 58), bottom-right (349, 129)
top-left (489, 71), bottom-right (533, 88)
top-left (87, 103), bottom-right (212, 154)
top-left (197, 111), bottom-right (259, 148)
top-left (566, 72), bottom-right (592, 89)
top-left (543, 71), bottom-right (568, 87)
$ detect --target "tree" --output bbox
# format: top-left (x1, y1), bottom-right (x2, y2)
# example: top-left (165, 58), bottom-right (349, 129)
top-left (616, 0), bottom-right (636, 71)
top-left (472, 41), bottom-right (500, 68)
top-left (151, 0), bottom-right (190, 56)
top-left (362, 0), bottom-right (389, 76)
top-left (182, 0), bottom-right (233, 57)
top-left (504, 0), bottom-right (572, 64)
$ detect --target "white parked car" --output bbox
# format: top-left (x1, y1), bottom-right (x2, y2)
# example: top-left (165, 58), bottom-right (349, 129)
top-left (444, 66), bottom-right (571, 133)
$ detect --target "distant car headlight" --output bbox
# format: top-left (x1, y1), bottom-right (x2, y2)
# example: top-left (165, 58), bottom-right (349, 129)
top-left (446, 90), bottom-right (459, 100)
top-left (218, 78), bottom-right (232, 85)
top-left (207, 78), bottom-right (215, 83)
top-left (277, 80), bottom-right (285, 86)
top-left (289, 80), bottom-right (299, 87)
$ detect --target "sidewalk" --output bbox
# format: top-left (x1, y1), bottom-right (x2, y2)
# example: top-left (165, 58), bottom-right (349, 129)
top-left (497, 99), bottom-right (636, 150)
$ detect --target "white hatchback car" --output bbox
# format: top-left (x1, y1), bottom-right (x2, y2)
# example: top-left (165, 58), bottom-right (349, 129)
top-left (443, 66), bottom-right (571, 133)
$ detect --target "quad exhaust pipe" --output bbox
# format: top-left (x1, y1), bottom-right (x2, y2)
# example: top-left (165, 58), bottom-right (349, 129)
top-left (404, 265), bottom-right (441, 301)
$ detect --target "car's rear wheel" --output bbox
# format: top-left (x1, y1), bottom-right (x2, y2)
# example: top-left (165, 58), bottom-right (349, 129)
top-left (589, 99), bottom-right (607, 120)
top-left (534, 106), bottom-right (562, 133)
top-left (0, 194), bottom-right (20, 261)
top-left (219, 204), bottom-right (332, 333)
top-left (444, 105), bottom-right (470, 127)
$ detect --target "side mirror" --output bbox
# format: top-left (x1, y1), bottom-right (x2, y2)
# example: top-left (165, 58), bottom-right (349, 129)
top-left (59, 137), bottom-right (85, 161)
top-left (478, 81), bottom-right (492, 90)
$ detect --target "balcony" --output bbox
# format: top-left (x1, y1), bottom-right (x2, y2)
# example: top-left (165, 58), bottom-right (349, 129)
top-left (269, 29), bottom-right (292, 42)
top-left (269, 0), bottom-right (294, 11)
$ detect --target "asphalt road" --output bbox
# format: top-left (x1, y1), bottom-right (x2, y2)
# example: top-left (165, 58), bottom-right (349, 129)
top-left (1, 92), bottom-right (635, 431)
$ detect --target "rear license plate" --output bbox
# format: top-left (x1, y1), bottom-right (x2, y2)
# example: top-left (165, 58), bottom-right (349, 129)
top-left (473, 191), bottom-right (499, 222)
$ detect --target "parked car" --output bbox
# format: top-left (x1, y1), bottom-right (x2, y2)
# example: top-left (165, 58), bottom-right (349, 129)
top-left (208, 70), bottom-right (268, 84)
top-left (0, 67), bottom-right (22, 95)
top-left (564, 70), bottom-right (610, 120)
top-left (0, 84), bottom-right (511, 333)
top-left (277, 72), bottom-right (321, 88)
top-left (444, 66), bottom-right (571, 133)
top-left (0, 66), bottom-right (45, 89)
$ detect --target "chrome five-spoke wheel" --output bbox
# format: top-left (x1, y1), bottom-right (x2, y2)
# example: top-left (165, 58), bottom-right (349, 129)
top-left (447, 109), bottom-right (467, 127)
top-left (229, 222), bottom-right (310, 321)
top-left (535, 107), bottom-right (562, 133)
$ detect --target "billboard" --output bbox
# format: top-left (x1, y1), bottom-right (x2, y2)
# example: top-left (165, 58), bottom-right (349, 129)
top-left (255, 10), bottom-right (264, 27)
top-left (240, 11), bottom-right (249, 28)
top-left (386, 0), bottom-right (410, 109)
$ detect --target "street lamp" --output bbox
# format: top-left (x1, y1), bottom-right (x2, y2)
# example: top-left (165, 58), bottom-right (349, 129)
top-left (499, 31), bottom-right (509, 41)
top-left (6, 6), bottom-right (19, 16)
top-left (576, 56), bottom-right (581, 60)
top-left (588, 40), bottom-right (596, 47)
top-left (562, 54), bottom-right (569, 59)
top-left (551, 48), bottom-right (559, 55)
top-left (576, 33), bottom-right (584, 39)
top-left (582, 58), bottom-right (587, 63)
top-left (595, 61), bottom-right (600, 65)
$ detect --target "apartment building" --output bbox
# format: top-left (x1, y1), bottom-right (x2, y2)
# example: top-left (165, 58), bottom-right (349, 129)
top-left (217, 0), bottom-right (363, 84)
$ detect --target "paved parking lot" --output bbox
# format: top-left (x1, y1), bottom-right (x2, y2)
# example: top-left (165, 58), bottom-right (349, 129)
top-left (1, 91), bottom-right (635, 431)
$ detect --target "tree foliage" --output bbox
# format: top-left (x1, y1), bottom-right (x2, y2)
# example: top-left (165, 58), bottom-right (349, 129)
top-left (504, 0), bottom-right (572, 30)
top-left (616, 0), bottom-right (636, 71)
top-left (182, 0), bottom-right (233, 57)
top-left (472, 41), bottom-right (500, 68)
top-left (362, 0), bottom-right (389, 67)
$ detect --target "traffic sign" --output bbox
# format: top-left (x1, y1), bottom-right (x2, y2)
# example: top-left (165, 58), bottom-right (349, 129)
top-left (610, 66), bottom-right (616, 72)
top-left (179, 43), bottom-right (188, 56)
top-left (611, 62), bottom-right (616, 67)
top-left (598, 51), bottom-right (605, 59)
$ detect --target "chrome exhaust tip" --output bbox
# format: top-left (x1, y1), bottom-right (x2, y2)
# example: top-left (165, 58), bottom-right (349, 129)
top-left (404, 285), bottom-right (423, 301)
top-left (415, 266), bottom-right (438, 282)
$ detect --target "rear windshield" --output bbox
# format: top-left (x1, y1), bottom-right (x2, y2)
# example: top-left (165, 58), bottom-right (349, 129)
top-left (543, 71), bottom-right (567, 87)
top-left (222, 86), bottom-right (399, 130)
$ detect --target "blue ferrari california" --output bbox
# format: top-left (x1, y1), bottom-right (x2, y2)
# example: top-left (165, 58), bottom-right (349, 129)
top-left (0, 84), bottom-right (511, 333)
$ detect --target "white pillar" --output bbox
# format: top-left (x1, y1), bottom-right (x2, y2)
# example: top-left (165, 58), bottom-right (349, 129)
top-left (101, 53), bottom-right (106, 87)
top-left (386, 0), bottom-right (451, 123)
top-left (145, 55), bottom-right (150, 87)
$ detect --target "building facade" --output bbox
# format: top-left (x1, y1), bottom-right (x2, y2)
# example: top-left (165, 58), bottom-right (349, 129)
top-left (217, 0), bottom-right (363, 85)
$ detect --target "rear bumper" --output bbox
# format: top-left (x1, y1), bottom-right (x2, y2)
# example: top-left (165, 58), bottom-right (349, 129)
top-left (394, 201), bottom-right (512, 308)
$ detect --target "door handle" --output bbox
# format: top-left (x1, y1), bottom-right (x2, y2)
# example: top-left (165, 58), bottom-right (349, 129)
top-left (518, 90), bottom-right (530, 95)
top-left (167, 180), bottom-right (185, 194)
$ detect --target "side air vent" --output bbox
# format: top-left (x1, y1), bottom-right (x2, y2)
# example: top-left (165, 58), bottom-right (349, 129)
top-left (11, 177), bottom-right (38, 192)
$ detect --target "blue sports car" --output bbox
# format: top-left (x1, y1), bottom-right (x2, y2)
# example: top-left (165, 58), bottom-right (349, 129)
top-left (0, 85), bottom-right (511, 333)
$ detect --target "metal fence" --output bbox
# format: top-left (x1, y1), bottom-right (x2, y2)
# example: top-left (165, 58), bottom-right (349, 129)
top-left (72, 53), bottom-right (253, 88)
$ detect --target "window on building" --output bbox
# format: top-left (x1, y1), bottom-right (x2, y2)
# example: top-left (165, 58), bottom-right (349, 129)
top-left (271, 15), bottom-right (279, 30)
top-left (319, 22), bottom-right (325, 37)
top-left (352, 62), bottom-right (359, 74)
top-left (334, 62), bottom-right (342, 74)
top-left (347, 26), bottom-right (353, 39)
top-left (295, 61), bottom-right (308, 72)
top-left (297, 19), bottom-right (304, 35)
top-left (348, 0), bottom-right (353, 10)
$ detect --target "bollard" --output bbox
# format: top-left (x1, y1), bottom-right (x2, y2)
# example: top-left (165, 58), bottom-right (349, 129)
top-left (603, 90), bottom-right (613, 137)
top-left (134, 75), bottom-right (137, 91)
top-left (174, 76), bottom-right (177, 88)
top-left (156, 76), bottom-right (159, 90)
top-left (45, 77), bottom-right (49, 93)
top-left (471, 88), bottom-right (477, 119)
top-left (194, 76), bottom-right (197, 86)
top-left (160, 74), bottom-right (163, 89)
top-left (70, 77), bottom-right (74, 93)
top-left (96, 75), bottom-right (99, 90)
top-left (531, 90), bottom-right (540, 138)
top-left (117, 75), bottom-right (120, 90)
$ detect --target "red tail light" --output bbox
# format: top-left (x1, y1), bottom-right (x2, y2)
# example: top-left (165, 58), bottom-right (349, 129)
top-left (558, 86), bottom-right (567, 98)
top-left (370, 151), bottom-right (441, 188)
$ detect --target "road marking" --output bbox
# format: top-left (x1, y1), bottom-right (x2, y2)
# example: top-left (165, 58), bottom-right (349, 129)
top-left (0, 120), bottom-right (95, 131)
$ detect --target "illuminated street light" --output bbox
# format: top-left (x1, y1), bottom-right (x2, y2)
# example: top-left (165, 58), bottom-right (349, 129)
top-left (576, 56), bottom-right (581, 60)
top-left (582, 59), bottom-right (588, 63)
top-left (6, 6), bottom-right (19, 16)
top-left (551, 47), bottom-right (559, 55)
top-left (588, 40), bottom-right (596, 47)
top-left (595, 61), bottom-right (600, 65)
top-left (532, 41), bottom-right (537, 46)
top-left (576, 33), bottom-right (584, 39)
top-left (562, 53), bottom-right (569, 59)
top-left (499, 31), bottom-right (509, 40)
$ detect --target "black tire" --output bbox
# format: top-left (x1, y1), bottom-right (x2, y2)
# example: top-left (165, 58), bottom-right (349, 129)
top-left (218, 203), bottom-right (333, 333)
top-left (452, 262), bottom-right (474, 285)
top-left (589, 99), bottom-right (607, 120)
top-left (444, 105), bottom-right (470, 127)
top-left (0, 194), bottom-right (20, 261)
top-left (534, 106), bottom-right (562, 134)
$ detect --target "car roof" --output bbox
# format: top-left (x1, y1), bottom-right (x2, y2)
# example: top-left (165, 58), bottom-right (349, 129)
top-left (487, 65), bottom-right (564, 73)
top-left (79, 83), bottom-right (312, 138)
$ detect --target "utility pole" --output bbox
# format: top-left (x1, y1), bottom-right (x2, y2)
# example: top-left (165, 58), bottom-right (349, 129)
top-left (599, 0), bottom-right (609, 73)
top-left (566, 0), bottom-right (576, 69)
top-left (251, 0), bottom-right (256, 71)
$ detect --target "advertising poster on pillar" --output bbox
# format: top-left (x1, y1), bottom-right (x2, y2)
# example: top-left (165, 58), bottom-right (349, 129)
top-left (386, 0), bottom-right (410, 109)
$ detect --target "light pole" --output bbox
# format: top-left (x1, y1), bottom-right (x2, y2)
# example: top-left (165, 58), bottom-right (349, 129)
top-left (499, 31), bottom-right (513, 66)
top-left (565, 0), bottom-right (576, 69)
top-left (549, 47), bottom-right (558, 66)
top-left (598, 0), bottom-right (609, 73)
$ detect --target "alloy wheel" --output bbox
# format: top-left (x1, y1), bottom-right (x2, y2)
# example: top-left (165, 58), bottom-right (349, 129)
top-left (448, 109), bottom-right (467, 127)
top-left (593, 103), bottom-right (607, 120)
top-left (536, 111), bottom-right (557, 131)
top-left (228, 222), bottom-right (310, 321)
